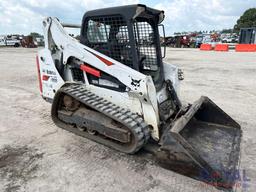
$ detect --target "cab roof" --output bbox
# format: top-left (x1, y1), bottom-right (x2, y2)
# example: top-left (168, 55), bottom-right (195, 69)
top-left (82, 4), bottom-right (165, 24)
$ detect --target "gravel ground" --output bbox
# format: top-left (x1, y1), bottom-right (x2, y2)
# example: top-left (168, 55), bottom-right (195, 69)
top-left (0, 47), bottom-right (255, 192)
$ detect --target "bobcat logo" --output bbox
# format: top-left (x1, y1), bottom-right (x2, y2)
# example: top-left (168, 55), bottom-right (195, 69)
top-left (131, 78), bottom-right (141, 87)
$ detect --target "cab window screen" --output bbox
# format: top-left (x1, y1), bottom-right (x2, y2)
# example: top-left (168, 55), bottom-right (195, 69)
top-left (85, 16), bottom-right (132, 67)
top-left (133, 21), bottom-right (158, 71)
top-left (87, 19), bottom-right (110, 43)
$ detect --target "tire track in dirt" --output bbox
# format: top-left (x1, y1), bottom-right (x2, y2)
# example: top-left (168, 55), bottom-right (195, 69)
top-left (0, 145), bottom-right (44, 192)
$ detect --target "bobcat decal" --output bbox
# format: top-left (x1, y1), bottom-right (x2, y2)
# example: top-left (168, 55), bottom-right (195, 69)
top-left (131, 78), bottom-right (141, 87)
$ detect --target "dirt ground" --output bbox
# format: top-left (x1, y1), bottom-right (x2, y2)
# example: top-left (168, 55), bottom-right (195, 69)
top-left (0, 47), bottom-right (255, 192)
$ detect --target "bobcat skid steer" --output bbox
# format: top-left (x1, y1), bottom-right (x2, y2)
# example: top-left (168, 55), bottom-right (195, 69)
top-left (37, 4), bottom-right (241, 189)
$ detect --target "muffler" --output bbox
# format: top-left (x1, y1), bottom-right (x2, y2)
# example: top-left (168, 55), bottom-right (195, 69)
top-left (157, 96), bottom-right (242, 189)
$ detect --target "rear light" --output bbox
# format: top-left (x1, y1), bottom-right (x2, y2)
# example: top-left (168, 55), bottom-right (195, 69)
top-left (42, 75), bottom-right (50, 81)
top-left (36, 55), bottom-right (43, 94)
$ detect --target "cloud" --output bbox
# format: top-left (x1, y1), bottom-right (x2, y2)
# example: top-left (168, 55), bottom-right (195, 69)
top-left (155, 0), bottom-right (256, 34)
top-left (0, 0), bottom-right (44, 35)
top-left (0, 0), bottom-right (255, 35)
top-left (0, 0), bottom-right (139, 35)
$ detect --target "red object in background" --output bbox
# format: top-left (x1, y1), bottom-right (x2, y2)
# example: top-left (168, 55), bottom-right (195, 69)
top-left (235, 44), bottom-right (256, 52)
top-left (200, 44), bottom-right (212, 51)
top-left (214, 44), bottom-right (229, 51)
top-left (80, 64), bottom-right (101, 77)
top-left (180, 35), bottom-right (190, 47)
top-left (21, 36), bottom-right (37, 48)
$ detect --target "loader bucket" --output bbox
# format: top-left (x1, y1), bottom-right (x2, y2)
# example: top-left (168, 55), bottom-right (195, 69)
top-left (157, 96), bottom-right (242, 189)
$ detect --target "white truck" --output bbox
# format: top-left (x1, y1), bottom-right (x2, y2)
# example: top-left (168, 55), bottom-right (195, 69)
top-left (0, 35), bottom-right (21, 47)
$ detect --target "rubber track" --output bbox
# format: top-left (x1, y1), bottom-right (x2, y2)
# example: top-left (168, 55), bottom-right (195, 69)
top-left (52, 83), bottom-right (150, 154)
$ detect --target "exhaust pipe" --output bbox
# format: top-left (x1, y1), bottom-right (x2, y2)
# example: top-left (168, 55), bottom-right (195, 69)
top-left (157, 96), bottom-right (242, 189)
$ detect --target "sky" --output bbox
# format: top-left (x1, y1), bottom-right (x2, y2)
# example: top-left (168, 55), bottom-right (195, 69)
top-left (0, 0), bottom-right (255, 36)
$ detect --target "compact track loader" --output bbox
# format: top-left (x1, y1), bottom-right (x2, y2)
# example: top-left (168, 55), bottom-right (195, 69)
top-left (37, 4), bottom-right (241, 189)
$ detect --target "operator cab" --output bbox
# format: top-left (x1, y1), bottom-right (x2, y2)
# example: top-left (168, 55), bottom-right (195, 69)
top-left (80, 4), bottom-right (165, 89)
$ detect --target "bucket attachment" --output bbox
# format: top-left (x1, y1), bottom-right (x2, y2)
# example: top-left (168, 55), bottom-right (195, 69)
top-left (157, 96), bottom-right (242, 189)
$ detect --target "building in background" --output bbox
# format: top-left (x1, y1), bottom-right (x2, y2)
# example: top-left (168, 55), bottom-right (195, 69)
top-left (239, 27), bottom-right (256, 44)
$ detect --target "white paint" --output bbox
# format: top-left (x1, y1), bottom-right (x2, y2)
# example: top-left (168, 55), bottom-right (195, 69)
top-left (38, 17), bottom-right (182, 141)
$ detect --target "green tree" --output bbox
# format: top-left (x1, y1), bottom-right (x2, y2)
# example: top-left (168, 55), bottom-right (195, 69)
top-left (234, 8), bottom-right (256, 31)
top-left (221, 28), bottom-right (233, 33)
top-left (174, 32), bottom-right (181, 35)
top-left (29, 32), bottom-right (43, 39)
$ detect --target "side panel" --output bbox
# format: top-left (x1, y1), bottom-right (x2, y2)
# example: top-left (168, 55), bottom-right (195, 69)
top-left (6, 40), bottom-right (20, 46)
top-left (38, 49), bottom-right (65, 100)
top-left (87, 85), bottom-right (143, 116)
top-left (163, 62), bottom-right (181, 97)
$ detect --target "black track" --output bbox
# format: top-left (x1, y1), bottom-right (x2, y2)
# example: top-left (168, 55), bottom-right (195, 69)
top-left (51, 83), bottom-right (150, 154)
